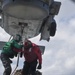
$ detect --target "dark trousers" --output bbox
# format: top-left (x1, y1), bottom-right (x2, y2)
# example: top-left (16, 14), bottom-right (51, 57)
top-left (22, 60), bottom-right (37, 75)
top-left (1, 53), bottom-right (12, 75)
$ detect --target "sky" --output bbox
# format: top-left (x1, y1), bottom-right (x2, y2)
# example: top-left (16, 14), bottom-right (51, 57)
top-left (0, 0), bottom-right (75, 75)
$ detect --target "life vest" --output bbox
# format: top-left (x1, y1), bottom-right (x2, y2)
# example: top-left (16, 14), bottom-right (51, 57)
top-left (2, 40), bottom-right (14, 54)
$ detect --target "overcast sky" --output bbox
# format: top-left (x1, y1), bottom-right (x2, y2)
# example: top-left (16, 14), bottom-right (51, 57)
top-left (0, 0), bottom-right (75, 75)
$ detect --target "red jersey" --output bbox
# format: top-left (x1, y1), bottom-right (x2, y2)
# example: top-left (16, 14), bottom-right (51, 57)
top-left (24, 43), bottom-right (42, 64)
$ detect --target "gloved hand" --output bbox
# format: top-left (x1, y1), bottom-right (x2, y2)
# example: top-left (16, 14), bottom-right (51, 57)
top-left (37, 64), bottom-right (42, 69)
top-left (20, 52), bottom-right (23, 58)
top-left (9, 59), bottom-right (12, 64)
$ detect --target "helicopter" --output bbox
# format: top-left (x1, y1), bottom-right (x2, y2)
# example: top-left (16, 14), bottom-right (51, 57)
top-left (0, 0), bottom-right (61, 42)
top-left (0, 0), bottom-right (61, 51)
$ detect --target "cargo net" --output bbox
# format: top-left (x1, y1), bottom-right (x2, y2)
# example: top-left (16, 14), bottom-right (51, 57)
top-left (14, 69), bottom-right (42, 75)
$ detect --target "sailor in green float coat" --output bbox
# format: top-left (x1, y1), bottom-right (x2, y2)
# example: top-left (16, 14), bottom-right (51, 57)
top-left (1, 34), bottom-right (23, 75)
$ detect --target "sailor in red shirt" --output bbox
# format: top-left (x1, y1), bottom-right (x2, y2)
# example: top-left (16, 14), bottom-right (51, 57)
top-left (22, 40), bottom-right (42, 75)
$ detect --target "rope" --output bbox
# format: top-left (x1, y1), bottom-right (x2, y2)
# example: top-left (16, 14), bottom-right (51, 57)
top-left (10, 22), bottom-right (26, 75)
top-left (10, 53), bottom-right (20, 75)
top-left (8, 35), bottom-right (13, 42)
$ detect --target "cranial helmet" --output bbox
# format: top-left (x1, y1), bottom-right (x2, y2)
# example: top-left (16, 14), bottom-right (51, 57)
top-left (15, 34), bottom-right (22, 42)
top-left (24, 40), bottom-right (32, 49)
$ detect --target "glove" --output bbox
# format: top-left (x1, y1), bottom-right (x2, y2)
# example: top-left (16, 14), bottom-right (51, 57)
top-left (37, 64), bottom-right (42, 69)
top-left (9, 59), bottom-right (12, 64)
top-left (20, 52), bottom-right (23, 58)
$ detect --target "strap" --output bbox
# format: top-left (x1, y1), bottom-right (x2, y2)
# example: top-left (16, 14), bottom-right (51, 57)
top-left (8, 35), bottom-right (13, 42)
top-left (10, 53), bottom-right (20, 75)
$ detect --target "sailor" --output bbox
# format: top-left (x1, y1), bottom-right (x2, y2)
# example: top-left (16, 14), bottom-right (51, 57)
top-left (1, 34), bottom-right (23, 75)
top-left (22, 40), bottom-right (42, 75)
